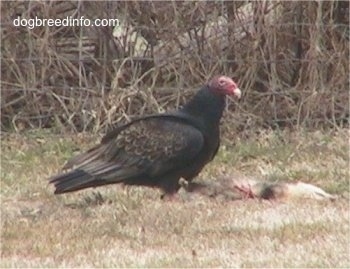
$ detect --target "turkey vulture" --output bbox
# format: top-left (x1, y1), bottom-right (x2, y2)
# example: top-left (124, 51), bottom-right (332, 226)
top-left (49, 75), bottom-right (241, 197)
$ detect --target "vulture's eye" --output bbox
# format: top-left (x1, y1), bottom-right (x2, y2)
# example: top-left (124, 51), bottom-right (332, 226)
top-left (219, 80), bottom-right (226, 86)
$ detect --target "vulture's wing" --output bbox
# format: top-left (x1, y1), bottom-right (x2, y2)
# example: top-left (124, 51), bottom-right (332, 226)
top-left (49, 116), bottom-right (204, 193)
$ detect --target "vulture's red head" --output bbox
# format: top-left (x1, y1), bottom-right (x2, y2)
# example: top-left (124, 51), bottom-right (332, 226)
top-left (208, 76), bottom-right (241, 99)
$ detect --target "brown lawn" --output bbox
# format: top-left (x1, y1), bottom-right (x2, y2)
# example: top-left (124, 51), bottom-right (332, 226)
top-left (1, 129), bottom-right (349, 267)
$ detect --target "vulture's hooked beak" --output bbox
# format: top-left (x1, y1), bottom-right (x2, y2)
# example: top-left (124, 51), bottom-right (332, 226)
top-left (233, 88), bottom-right (242, 99)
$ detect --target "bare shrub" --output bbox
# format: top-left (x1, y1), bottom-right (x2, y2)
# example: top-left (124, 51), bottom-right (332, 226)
top-left (1, 1), bottom-right (348, 133)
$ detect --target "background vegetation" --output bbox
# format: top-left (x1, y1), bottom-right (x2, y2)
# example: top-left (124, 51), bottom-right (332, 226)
top-left (1, 1), bottom-right (349, 133)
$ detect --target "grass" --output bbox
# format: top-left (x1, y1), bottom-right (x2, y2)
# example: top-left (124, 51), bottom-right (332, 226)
top-left (1, 128), bottom-right (349, 267)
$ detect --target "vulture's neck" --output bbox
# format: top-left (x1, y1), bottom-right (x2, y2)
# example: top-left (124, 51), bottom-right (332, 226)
top-left (181, 85), bottom-right (226, 128)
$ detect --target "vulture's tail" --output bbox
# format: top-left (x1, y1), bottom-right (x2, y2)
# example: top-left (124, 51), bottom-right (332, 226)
top-left (48, 143), bottom-right (143, 194)
top-left (49, 169), bottom-right (108, 194)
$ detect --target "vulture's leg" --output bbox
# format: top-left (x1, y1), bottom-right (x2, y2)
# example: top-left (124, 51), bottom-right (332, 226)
top-left (159, 177), bottom-right (182, 200)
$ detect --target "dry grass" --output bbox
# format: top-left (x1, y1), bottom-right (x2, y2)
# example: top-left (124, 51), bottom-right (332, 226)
top-left (1, 128), bottom-right (349, 267)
